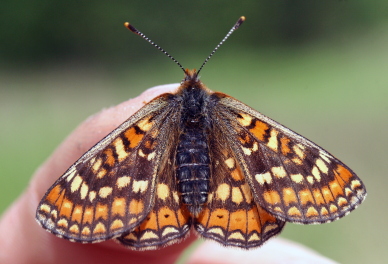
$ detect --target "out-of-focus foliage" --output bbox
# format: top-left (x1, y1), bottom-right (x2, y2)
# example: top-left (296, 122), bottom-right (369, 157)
top-left (0, 1), bottom-right (386, 66)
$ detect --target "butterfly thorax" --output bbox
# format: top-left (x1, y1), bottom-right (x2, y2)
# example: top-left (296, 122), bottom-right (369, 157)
top-left (175, 69), bottom-right (211, 215)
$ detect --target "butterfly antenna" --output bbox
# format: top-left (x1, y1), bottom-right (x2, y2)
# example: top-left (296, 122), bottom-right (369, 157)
top-left (197, 16), bottom-right (245, 75)
top-left (124, 22), bottom-right (186, 73)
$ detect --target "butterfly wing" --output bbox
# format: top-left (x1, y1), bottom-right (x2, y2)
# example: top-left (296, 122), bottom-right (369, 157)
top-left (194, 121), bottom-right (285, 249)
top-left (36, 94), bottom-right (179, 242)
top-left (211, 93), bottom-right (366, 224)
top-left (116, 138), bottom-right (192, 250)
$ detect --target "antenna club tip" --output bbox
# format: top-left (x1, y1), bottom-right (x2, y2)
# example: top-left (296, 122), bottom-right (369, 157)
top-left (234, 16), bottom-right (245, 29)
top-left (124, 22), bottom-right (138, 33)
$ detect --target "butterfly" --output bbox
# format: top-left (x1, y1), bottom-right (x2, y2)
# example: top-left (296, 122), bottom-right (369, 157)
top-left (36, 16), bottom-right (366, 250)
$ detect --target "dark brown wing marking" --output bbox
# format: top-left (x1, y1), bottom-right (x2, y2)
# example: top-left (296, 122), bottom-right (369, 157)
top-left (215, 94), bottom-right (366, 224)
top-left (116, 127), bottom-right (192, 250)
top-left (194, 122), bottom-right (284, 248)
top-left (36, 94), bottom-right (180, 242)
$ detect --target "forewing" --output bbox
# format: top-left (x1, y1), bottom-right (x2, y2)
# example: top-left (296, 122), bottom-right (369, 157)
top-left (194, 123), bottom-right (285, 249)
top-left (36, 94), bottom-right (177, 242)
top-left (215, 94), bottom-right (366, 224)
top-left (116, 140), bottom-right (191, 250)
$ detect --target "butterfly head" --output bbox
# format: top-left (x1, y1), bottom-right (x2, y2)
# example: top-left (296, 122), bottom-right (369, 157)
top-left (182, 69), bottom-right (199, 84)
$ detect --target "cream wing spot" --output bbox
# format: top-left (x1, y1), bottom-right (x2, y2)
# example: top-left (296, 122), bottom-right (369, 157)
top-left (321, 207), bottom-right (329, 216)
top-left (242, 146), bottom-right (252, 155)
top-left (147, 152), bottom-right (156, 161)
top-left (208, 227), bottom-right (225, 236)
top-left (292, 157), bottom-right (303, 165)
top-left (338, 197), bottom-right (348, 206)
top-left (138, 149), bottom-right (146, 158)
top-left (157, 183), bottom-right (170, 201)
top-left (231, 187), bottom-right (243, 204)
top-left (225, 157), bottom-right (235, 169)
top-left (255, 172), bottom-right (272, 185)
top-left (93, 222), bottom-right (106, 234)
top-left (351, 180), bottom-right (361, 190)
top-left (123, 232), bottom-right (137, 240)
top-left (92, 158), bottom-right (102, 173)
top-left (316, 159), bottom-right (329, 174)
top-left (237, 112), bottom-right (253, 126)
top-left (39, 204), bottom-right (51, 213)
top-left (65, 168), bottom-right (77, 182)
top-left (80, 182), bottom-right (89, 200)
top-left (264, 224), bottom-right (278, 233)
top-left (227, 232), bottom-right (245, 241)
top-left (162, 227), bottom-right (179, 237)
top-left (267, 129), bottom-right (279, 152)
top-left (57, 218), bottom-right (68, 228)
top-left (172, 191), bottom-right (179, 204)
top-left (306, 207), bottom-right (319, 217)
top-left (140, 231), bottom-right (158, 240)
top-left (114, 137), bottom-right (129, 161)
top-left (240, 183), bottom-right (253, 203)
top-left (330, 204), bottom-right (338, 213)
top-left (252, 142), bottom-right (259, 151)
top-left (116, 176), bottom-right (131, 189)
top-left (110, 219), bottom-right (124, 230)
top-left (97, 169), bottom-right (107, 178)
top-left (99, 187), bottom-right (113, 198)
top-left (297, 143), bottom-right (305, 150)
top-left (248, 233), bottom-right (260, 242)
top-left (132, 180), bottom-right (149, 193)
top-left (137, 117), bottom-right (154, 132)
top-left (312, 166), bottom-right (321, 181)
top-left (291, 173), bottom-right (304, 184)
top-left (50, 210), bottom-right (58, 219)
top-left (69, 224), bottom-right (80, 234)
top-left (306, 176), bottom-right (314, 184)
top-left (207, 193), bottom-right (213, 203)
top-left (320, 152), bottom-right (331, 163)
top-left (288, 206), bottom-right (302, 216)
top-left (81, 227), bottom-right (91, 235)
top-left (216, 183), bottom-right (230, 201)
top-left (71, 175), bottom-right (83, 192)
top-left (89, 191), bottom-right (96, 202)
top-left (271, 166), bottom-right (287, 178)
top-left (293, 145), bottom-right (305, 159)
top-left (345, 187), bottom-right (353, 196)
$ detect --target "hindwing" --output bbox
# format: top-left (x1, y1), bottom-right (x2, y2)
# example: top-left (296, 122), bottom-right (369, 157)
top-left (194, 120), bottom-right (285, 248)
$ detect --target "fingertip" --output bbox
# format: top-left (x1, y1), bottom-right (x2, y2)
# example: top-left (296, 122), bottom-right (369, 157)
top-left (186, 238), bottom-right (338, 264)
top-left (0, 83), bottom-right (194, 263)
top-left (32, 83), bottom-right (180, 195)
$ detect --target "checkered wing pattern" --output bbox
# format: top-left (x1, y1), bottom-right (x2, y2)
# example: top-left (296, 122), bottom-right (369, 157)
top-left (215, 94), bottom-right (366, 224)
top-left (116, 140), bottom-right (192, 250)
top-left (36, 94), bottom-right (178, 242)
top-left (194, 123), bottom-right (285, 248)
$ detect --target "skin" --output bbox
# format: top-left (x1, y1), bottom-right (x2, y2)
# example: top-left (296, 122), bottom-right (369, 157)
top-left (0, 84), bottom-right (337, 264)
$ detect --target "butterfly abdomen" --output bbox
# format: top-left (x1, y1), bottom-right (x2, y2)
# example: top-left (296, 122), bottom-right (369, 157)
top-left (176, 131), bottom-right (210, 215)
top-left (176, 84), bottom-right (211, 215)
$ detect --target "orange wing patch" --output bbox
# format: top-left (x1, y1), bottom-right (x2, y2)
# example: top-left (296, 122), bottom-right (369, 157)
top-left (117, 183), bottom-right (191, 250)
top-left (217, 96), bottom-right (366, 224)
top-left (36, 96), bottom-right (173, 242)
top-left (194, 138), bottom-right (284, 248)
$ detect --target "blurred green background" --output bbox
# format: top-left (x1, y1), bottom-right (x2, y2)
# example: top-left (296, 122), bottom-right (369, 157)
top-left (1, 1), bottom-right (387, 263)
